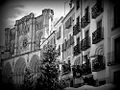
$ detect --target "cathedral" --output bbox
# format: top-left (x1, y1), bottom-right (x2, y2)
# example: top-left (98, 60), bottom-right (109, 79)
top-left (2, 9), bottom-right (54, 85)
top-left (1, 0), bottom-right (120, 88)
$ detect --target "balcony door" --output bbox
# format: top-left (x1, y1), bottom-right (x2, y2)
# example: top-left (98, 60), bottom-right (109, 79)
top-left (115, 36), bottom-right (120, 64)
top-left (85, 30), bottom-right (89, 38)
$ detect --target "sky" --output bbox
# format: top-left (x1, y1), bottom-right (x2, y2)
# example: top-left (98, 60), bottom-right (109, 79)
top-left (0, 0), bottom-right (70, 46)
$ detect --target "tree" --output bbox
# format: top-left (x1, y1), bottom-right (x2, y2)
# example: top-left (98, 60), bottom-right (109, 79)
top-left (23, 44), bottom-right (62, 90)
top-left (36, 44), bottom-right (61, 90)
top-left (23, 67), bottom-right (35, 90)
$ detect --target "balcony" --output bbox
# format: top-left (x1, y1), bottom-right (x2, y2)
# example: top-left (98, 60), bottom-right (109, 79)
top-left (73, 23), bottom-right (80, 35)
top-left (92, 1), bottom-right (103, 19)
top-left (73, 44), bottom-right (81, 56)
top-left (92, 55), bottom-right (105, 72)
top-left (62, 63), bottom-right (71, 75)
top-left (81, 36), bottom-right (91, 51)
top-left (81, 13), bottom-right (90, 28)
top-left (82, 63), bottom-right (91, 75)
top-left (92, 27), bottom-right (104, 44)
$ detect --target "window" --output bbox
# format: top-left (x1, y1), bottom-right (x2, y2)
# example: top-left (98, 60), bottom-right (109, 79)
top-left (85, 30), bottom-right (89, 37)
top-left (57, 26), bottom-right (61, 39)
top-left (97, 19), bottom-right (102, 29)
top-left (76, 16), bottom-right (79, 25)
top-left (58, 45), bottom-right (61, 56)
top-left (114, 3), bottom-right (120, 28)
top-left (65, 17), bottom-right (72, 29)
top-left (84, 55), bottom-right (89, 64)
top-left (115, 37), bottom-right (120, 64)
top-left (77, 37), bottom-right (80, 45)
top-left (76, 0), bottom-right (80, 10)
top-left (85, 6), bottom-right (89, 15)
top-left (85, 6), bottom-right (89, 21)
top-left (65, 39), bottom-right (67, 50)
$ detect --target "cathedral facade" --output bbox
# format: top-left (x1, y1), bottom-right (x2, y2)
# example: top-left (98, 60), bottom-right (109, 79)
top-left (2, 9), bottom-right (54, 85)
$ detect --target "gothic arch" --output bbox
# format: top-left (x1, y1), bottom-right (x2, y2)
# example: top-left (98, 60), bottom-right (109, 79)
top-left (14, 57), bottom-right (26, 84)
top-left (2, 62), bottom-right (13, 83)
top-left (29, 55), bottom-right (40, 73)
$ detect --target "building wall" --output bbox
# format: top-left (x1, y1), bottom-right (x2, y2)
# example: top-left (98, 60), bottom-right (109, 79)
top-left (62, 7), bottom-right (75, 64)
top-left (2, 9), bottom-right (55, 85)
top-left (54, 16), bottom-right (63, 62)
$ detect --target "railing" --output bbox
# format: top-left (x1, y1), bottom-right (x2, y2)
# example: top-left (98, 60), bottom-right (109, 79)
top-left (62, 63), bottom-right (71, 75)
top-left (82, 63), bottom-right (91, 75)
top-left (92, 55), bottom-right (105, 72)
top-left (92, 27), bottom-right (104, 44)
top-left (81, 13), bottom-right (90, 28)
top-left (73, 23), bottom-right (81, 35)
top-left (91, 1), bottom-right (103, 19)
top-left (73, 44), bottom-right (81, 56)
top-left (81, 36), bottom-right (91, 51)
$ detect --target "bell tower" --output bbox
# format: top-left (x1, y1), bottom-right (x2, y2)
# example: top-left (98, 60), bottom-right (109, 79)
top-left (42, 9), bottom-right (54, 38)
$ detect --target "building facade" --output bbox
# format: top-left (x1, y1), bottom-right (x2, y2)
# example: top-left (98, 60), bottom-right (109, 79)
top-left (64, 0), bottom-right (120, 86)
top-left (54, 16), bottom-right (64, 78)
top-left (2, 0), bottom-right (120, 88)
top-left (2, 9), bottom-right (54, 85)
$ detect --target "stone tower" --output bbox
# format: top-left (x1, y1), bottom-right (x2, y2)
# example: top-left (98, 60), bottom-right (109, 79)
top-left (42, 9), bottom-right (54, 38)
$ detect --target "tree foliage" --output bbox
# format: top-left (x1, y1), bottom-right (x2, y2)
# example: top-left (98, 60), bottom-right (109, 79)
top-left (23, 45), bottom-right (62, 90)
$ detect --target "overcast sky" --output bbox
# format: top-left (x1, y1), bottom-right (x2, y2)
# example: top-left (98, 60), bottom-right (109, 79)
top-left (0, 0), bottom-right (70, 46)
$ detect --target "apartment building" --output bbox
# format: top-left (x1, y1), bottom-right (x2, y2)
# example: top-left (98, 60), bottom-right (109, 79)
top-left (61, 7), bottom-right (75, 81)
top-left (54, 17), bottom-right (64, 79)
top-left (1, 0), bottom-right (120, 87)
top-left (66, 0), bottom-right (120, 86)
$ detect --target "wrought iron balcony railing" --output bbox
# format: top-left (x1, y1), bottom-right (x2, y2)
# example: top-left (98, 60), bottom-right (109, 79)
top-left (92, 27), bottom-right (104, 44)
top-left (73, 44), bottom-right (81, 56)
top-left (62, 63), bottom-right (71, 75)
top-left (81, 13), bottom-right (90, 28)
top-left (82, 63), bottom-right (91, 75)
top-left (92, 55), bottom-right (105, 72)
top-left (81, 36), bottom-right (91, 51)
top-left (91, 1), bottom-right (103, 19)
top-left (73, 23), bottom-right (81, 35)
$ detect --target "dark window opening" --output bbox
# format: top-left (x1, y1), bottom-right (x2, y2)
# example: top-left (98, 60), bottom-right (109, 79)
top-left (76, 0), bottom-right (80, 10)
top-left (85, 30), bottom-right (89, 37)
top-left (114, 2), bottom-right (120, 28)
top-left (97, 19), bottom-right (102, 29)
top-left (115, 36), bottom-right (120, 64)
top-left (77, 16), bottom-right (79, 25)
top-left (77, 37), bottom-right (80, 45)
